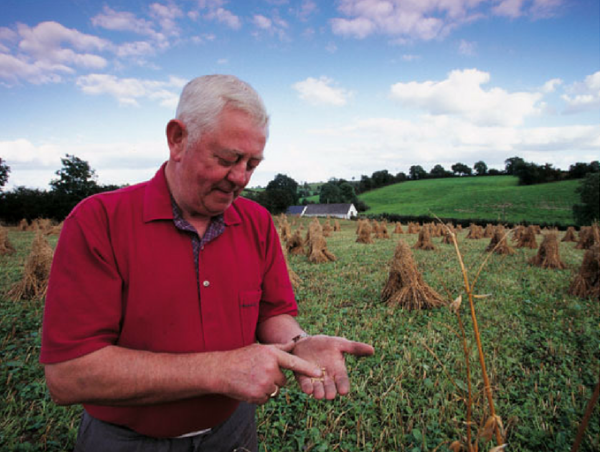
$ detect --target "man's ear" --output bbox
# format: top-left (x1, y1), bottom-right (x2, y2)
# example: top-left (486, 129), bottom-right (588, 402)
top-left (166, 119), bottom-right (187, 161)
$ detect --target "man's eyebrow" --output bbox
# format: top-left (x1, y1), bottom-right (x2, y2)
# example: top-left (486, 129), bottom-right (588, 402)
top-left (219, 148), bottom-right (265, 162)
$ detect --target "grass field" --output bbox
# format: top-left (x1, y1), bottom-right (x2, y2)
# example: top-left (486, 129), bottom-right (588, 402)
top-left (1, 220), bottom-right (599, 451)
top-left (358, 176), bottom-right (580, 226)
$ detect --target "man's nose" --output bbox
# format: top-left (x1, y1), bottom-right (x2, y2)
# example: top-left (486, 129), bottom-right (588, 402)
top-left (227, 162), bottom-right (248, 187)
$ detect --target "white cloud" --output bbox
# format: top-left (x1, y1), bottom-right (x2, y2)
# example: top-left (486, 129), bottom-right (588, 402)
top-left (458, 39), bottom-right (476, 56)
top-left (330, 0), bottom-right (482, 41)
top-left (253, 15), bottom-right (272, 30)
top-left (517, 125), bottom-right (600, 151)
top-left (149, 2), bottom-right (184, 36)
top-left (0, 26), bottom-right (17, 40)
top-left (562, 71), bottom-right (600, 114)
top-left (542, 78), bottom-right (562, 93)
top-left (251, 13), bottom-right (289, 40)
top-left (0, 21), bottom-right (109, 84)
top-left (325, 42), bottom-right (338, 53)
top-left (530, 0), bottom-right (565, 18)
top-left (390, 68), bottom-right (543, 126)
top-left (492, 0), bottom-right (565, 18)
top-left (76, 74), bottom-right (186, 108)
top-left (331, 17), bottom-right (376, 39)
top-left (292, 76), bottom-right (353, 106)
top-left (17, 21), bottom-right (108, 69)
top-left (0, 139), bottom-right (62, 168)
top-left (115, 41), bottom-right (156, 58)
top-left (204, 8), bottom-right (242, 30)
top-left (197, 0), bottom-right (227, 8)
top-left (293, 0), bottom-right (319, 21)
top-left (330, 0), bottom-right (564, 42)
top-left (0, 138), bottom-right (167, 190)
top-left (492, 0), bottom-right (525, 18)
top-left (0, 53), bottom-right (66, 84)
top-left (191, 33), bottom-right (216, 44)
top-left (91, 5), bottom-right (169, 50)
top-left (276, 114), bottom-right (599, 183)
top-left (92, 6), bottom-right (157, 37)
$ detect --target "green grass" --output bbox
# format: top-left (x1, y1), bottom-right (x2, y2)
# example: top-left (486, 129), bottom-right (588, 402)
top-left (1, 223), bottom-right (598, 451)
top-left (359, 176), bottom-right (581, 226)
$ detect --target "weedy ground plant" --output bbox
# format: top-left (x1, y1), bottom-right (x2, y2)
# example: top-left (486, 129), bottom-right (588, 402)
top-left (0, 220), bottom-right (599, 451)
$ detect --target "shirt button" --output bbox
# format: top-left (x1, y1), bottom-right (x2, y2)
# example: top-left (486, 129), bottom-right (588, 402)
top-left (203, 280), bottom-right (210, 287)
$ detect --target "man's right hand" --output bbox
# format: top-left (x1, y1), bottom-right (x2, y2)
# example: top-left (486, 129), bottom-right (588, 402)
top-left (216, 342), bottom-right (322, 404)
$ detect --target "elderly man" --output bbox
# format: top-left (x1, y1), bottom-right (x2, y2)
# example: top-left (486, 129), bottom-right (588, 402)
top-left (40, 74), bottom-right (374, 451)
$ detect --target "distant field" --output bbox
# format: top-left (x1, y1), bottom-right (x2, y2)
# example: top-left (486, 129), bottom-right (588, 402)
top-left (359, 176), bottom-right (580, 226)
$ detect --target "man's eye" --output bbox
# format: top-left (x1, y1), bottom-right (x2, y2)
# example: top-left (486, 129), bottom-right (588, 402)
top-left (219, 158), bottom-right (236, 166)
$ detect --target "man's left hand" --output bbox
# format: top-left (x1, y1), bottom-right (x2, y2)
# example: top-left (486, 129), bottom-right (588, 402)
top-left (291, 335), bottom-right (374, 399)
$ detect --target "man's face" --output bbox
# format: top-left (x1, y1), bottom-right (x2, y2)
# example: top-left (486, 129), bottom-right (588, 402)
top-left (175, 107), bottom-right (266, 219)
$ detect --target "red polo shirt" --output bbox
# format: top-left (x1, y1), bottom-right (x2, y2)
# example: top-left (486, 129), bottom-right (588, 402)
top-left (40, 164), bottom-right (298, 437)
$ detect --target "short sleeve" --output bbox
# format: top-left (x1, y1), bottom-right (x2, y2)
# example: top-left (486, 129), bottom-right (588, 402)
top-left (40, 200), bottom-right (124, 364)
top-left (257, 215), bottom-right (298, 323)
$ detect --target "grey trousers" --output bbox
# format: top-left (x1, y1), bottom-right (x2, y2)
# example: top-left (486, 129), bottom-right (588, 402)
top-left (73, 402), bottom-right (257, 452)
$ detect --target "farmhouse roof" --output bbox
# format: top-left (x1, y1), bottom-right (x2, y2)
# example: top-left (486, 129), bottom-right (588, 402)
top-left (303, 203), bottom-right (355, 216)
top-left (286, 205), bottom-right (306, 216)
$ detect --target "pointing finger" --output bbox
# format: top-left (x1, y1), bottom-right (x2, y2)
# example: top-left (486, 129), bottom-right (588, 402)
top-left (273, 340), bottom-right (296, 353)
top-left (275, 348), bottom-right (322, 378)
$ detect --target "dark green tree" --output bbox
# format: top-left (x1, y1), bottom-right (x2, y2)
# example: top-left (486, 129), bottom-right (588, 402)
top-left (371, 170), bottom-right (395, 188)
top-left (395, 172), bottom-right (408, 182)
top-left (258, 189), bottom-right (294, 214)
top-left (568, 161), bottom-right (600, 179)
top-left (474, 161), bottom-right (488, 176)
top-left (409, 165), bottom-right (427, 180)
top-left (513, 162), bottom-right (539, 185)
top-left (514, 161), bottom-right (561, 185)
top-left (504, 156), bottom-right (525, 175)
top-left (319, 182), bottom-right (342, 204)
top-left (0, 158), bottom-right (10, 191)
top-left (357, 175), bottom-right (372, 193)
top-left (265, 174), bottom-right (299, 205)
top-left (258, 173), bottom-right (300, 214)
top-left (338, 181), bottom-right (356, 203)
top-left (49, 154), bottom-right (100, 219)
top-left (0, 187), bottom-right (58, 223)
top-left (451, 162), bottom-right (472, 176)
top-left (573, 173), bottom-right (599, 225)
top-left (430, 164), bottom-right (450, 178)
top-left (50, 154), bottom-right (98, 198)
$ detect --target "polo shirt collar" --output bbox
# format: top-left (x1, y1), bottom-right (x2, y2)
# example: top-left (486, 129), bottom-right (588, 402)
top-left (143, 161), bottom-right (242, 227)
top-left (223, 200), bottom-right (241, 226)
top-left (143, 162), bottom-right (173, 223)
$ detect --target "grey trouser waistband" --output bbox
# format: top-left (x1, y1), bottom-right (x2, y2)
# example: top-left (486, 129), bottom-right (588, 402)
top-left (74, 402), bottom-right (257, 452)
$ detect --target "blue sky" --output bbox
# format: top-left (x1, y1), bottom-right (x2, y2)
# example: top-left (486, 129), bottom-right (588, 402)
top-left (1, 0), bottom-right (598, 190)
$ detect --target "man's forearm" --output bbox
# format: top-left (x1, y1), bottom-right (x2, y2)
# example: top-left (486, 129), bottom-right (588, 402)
top-left (44, 345), bottom-right (224, 406)
top-left (45, 340), bottom-right (323, 408)
top-left (256, 314), bottom-right (307, 344)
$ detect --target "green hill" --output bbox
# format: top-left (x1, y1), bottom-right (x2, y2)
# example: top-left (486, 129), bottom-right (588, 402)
top-left (359, 175), bottom-right (580, 226)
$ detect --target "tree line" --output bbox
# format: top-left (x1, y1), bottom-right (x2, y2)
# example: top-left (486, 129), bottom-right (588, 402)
top-left (0, 155), bottom-right (598, 225)
top-left (353, 157), bottom-right (599, 193)
top-left (0, 155), bottom-right (121, 224)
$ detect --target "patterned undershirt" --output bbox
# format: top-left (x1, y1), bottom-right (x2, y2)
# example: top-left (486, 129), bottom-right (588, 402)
top-left (171, 197), bottom-right (226, 296)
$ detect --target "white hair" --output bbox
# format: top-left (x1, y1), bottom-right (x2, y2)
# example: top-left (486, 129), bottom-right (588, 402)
top-left (175, 74), bottom-right (269, 145)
